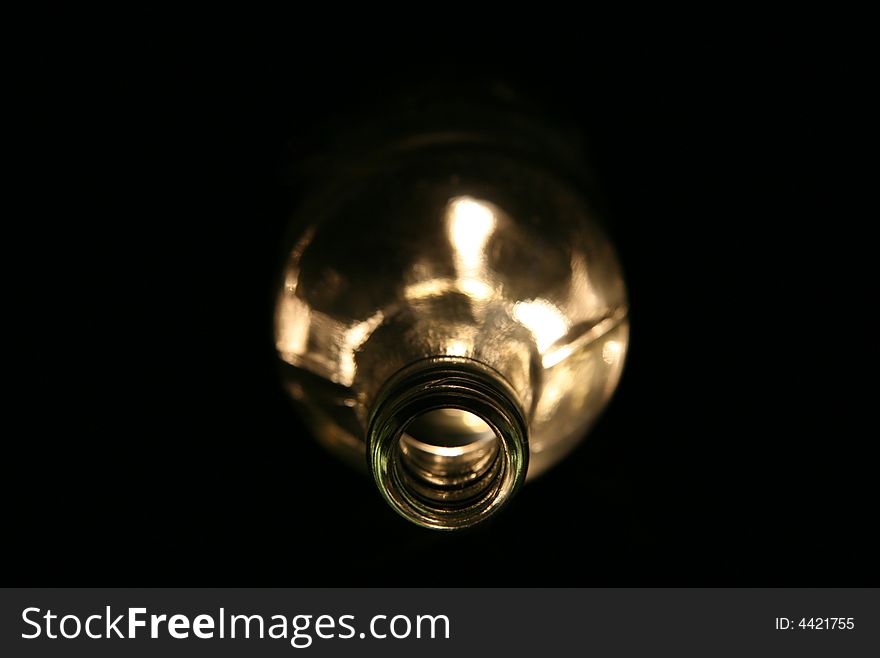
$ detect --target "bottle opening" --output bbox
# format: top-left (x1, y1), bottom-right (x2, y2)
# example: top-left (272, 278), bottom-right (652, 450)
top-left (398, 408), bottom-right (502, 504)
top-left (368, 357), bottom-right (529, 530)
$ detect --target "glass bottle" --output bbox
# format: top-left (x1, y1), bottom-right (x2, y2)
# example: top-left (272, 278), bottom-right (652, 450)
top-left (275, 88), bottom-right (629, 529)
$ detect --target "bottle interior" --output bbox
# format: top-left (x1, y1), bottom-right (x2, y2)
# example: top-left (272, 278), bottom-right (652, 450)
top-left (397, 408), bottom-right (501, 505)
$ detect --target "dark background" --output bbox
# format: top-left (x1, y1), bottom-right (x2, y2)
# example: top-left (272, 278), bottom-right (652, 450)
top-left (10, 20), bottom-right (873, 585)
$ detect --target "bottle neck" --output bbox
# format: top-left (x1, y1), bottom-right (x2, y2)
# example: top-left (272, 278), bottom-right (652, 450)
top-left (367, 357), bottom-right (529, 530)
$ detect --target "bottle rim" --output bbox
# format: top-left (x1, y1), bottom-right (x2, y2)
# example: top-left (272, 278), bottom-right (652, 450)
top-left (367, 356), bottom-right (529, 530)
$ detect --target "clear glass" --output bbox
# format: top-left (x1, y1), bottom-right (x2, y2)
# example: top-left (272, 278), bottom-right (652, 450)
top-left (275, 136), bottom-right (629, 528)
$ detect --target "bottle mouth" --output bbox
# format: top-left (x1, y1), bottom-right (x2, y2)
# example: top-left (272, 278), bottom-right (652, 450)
top-left (368, 357), bottom-right (528, 530)
top-left (399, 408), bottom-right (500, 502)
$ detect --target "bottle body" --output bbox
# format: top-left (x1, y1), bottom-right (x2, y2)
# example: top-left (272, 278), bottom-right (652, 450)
top-left (275, 136), bottom-right (628, 526)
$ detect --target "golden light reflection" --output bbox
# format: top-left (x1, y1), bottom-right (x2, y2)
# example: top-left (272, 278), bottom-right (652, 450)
top-left (428, 408), bottom-right (492, 433)
top-left (404, 277), bottom-right (493, 302)
top-left (404, 278), bottom-right (456, 300)
top-left (602, 340), bottom-right (623, 365)
top-left (457, 408), bottom-right (492, 431)
top-left (276, 226), bottom-right (318, 360)
top-left (276, 295), bottom-right (311, 358)
top-left (338, 310), bottom-right (385, 385)
top-left (512, 299), bottom-right (570, 352)
top-left (447, 196), bottom-right (496, 273)
top-left (445, 340), bottom-right (470, 357)
top-left (403, 196), bottom-right (501, 307)
top-left (457, 278), bottom-right (494, 301)
top-left (542, 343), bottom-right (574, 369)
top-left (542, 309), bottom-right (628, 369)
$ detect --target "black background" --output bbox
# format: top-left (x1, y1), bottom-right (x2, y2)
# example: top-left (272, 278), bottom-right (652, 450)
top-left (10, 18), bottom-right (874, 585)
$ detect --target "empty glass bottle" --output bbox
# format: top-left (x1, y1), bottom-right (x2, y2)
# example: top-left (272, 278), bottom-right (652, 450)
top-left (275, 89), bottom-right (629, 529)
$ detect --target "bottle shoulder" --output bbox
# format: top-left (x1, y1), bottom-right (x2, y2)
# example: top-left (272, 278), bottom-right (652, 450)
top-left (275, 149), bottom-right (627, 401)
